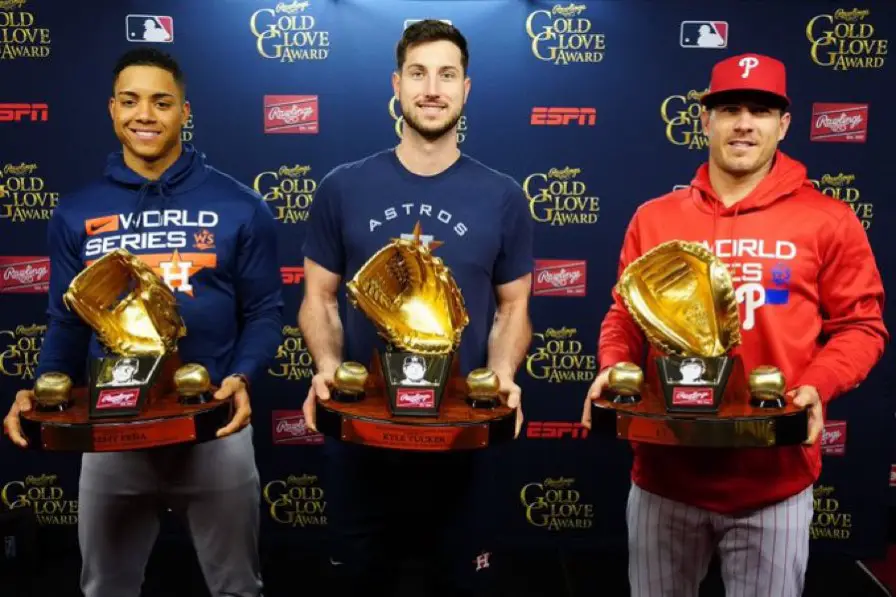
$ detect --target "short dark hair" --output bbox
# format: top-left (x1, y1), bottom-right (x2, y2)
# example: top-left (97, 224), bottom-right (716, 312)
top-left (396, 20), bottom-right (469, 74)
top-left (112, 48), bottom-right (186, 98)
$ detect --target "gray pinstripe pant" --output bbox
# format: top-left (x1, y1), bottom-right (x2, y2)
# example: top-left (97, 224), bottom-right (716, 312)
top-left (627, 483), bottom-right (813, 597)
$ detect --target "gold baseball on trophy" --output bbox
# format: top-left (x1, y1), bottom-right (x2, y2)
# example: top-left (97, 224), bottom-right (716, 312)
top-left (466, 368), bottom-right (500, 398)
top-left (749, 365), bottom-right (785, 399)
top-left (174, 364), bottom-right (211, 397)
top-left (608, 362), bottom-right (644, 396)
top-left (334, 362), bottom-right (368, 395)
top-left (33, 372), bottom-right (72, 408)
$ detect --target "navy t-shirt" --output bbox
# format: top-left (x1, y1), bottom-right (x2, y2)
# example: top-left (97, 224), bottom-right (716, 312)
top-left (302, 148), bottom-right (534, 375)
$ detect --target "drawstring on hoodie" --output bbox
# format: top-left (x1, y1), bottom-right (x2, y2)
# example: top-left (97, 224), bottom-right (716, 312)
top-left (130, 179), bottom-right (173, 232)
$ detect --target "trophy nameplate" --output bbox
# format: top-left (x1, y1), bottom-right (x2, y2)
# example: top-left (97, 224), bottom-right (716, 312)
top-left (18, 249), bottom-right (233, 452)
top-left (590, 240), bottom-right (808, 448)
top-left (314, 237), bottom-right (516, 452)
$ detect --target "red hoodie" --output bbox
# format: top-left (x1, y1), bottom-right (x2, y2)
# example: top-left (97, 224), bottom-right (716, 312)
top-left (598, 150), bottom-right (888, 514)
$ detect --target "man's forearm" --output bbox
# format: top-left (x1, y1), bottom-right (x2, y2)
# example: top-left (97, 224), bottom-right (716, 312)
top-left (487, 304), bottom-right (532, 379)
top-left (298, 297), bottom-right (344, 374)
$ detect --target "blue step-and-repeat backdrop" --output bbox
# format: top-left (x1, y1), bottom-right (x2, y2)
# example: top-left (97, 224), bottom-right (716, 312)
top-left (1, 0), bottom-right (894, 560)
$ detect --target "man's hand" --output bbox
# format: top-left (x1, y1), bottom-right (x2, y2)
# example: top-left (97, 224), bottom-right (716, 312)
top-left (581, 367), bottom-right (611, 430)
top-left (497, 374), bottom-right (524, 439)
top-left (215, 376), bottom-right (252, 438)
top-left (3, 390), bottom-right (34, 448)
top-left (303, 370), bottom-right (334, 434)
top-left (789, 385), bottom-right (823, 445)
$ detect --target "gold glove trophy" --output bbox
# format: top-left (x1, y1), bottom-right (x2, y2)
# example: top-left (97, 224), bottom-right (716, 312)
top-left (18, 249), bottom-right (233, 451)
top-left (313, 238), bottom-right (517, 451)
top-left (590, 240), bottom-right (808, 447)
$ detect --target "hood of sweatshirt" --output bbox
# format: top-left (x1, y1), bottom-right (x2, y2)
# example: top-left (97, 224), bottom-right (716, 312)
top-left (687, 150), bottom-right (815, 248)
top-left (102, 143), bottom-right (210, 231)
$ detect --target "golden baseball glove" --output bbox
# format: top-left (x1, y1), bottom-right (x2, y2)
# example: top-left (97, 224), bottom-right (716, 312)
top-left (63, 249), bottom-right (186, 356)
top-left (347, 238), bottom-right (469, 355)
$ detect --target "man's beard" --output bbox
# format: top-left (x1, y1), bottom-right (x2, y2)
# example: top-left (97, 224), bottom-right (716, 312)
top-left (401, 101), bottom-right (463, 142)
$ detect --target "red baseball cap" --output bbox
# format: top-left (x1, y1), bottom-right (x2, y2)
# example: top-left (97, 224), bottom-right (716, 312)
top-left (700, 53), bottom-right (790, 108)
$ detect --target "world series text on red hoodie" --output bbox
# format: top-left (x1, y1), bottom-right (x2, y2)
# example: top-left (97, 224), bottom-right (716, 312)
top-left (598, 150), bottom-right (888, 514)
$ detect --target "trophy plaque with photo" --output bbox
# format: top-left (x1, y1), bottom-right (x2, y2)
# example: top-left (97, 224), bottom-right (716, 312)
top-left (313, 237), bottom-right (517, 452)
top-left (18, 249), bottom-right (232, 452)
top-left (590, 240), bottom-right (808, 448)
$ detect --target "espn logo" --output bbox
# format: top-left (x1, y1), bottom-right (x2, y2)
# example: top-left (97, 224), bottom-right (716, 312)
top-left (810, 103), bottom-right (868, 143)
top-left (531, 107), bottom-right (596, 127)
top-left (821, 420), bottom-right (847, 456)
top-left (0, 103), bottom-right (48, 123)
top-left (126, 15), bottom-right (174, 43)
top-left (281, 266), bottom-right (304, 284)
top-left (264, 95), bottom-right (319, 134)
top-left (526, 421), bottom-right (589, 439)
top-left (533, 259), bottom-right (586, 297)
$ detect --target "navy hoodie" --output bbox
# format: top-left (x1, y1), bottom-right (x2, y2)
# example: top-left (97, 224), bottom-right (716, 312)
top-left (36, 144), bottom-right (284, 387)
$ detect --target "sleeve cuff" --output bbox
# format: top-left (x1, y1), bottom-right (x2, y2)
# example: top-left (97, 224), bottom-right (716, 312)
top-left (228, 362), bottom-right (260, 390)
top-left (794, 365), bottom-right (841, 404)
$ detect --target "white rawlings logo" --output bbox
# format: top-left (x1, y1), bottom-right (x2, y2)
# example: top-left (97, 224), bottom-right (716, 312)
top-left (822, 428), bottom-right (842, 445)
top-left (399, 392), bottom-right (431, 406)
top-left (816, 112), bottom-right (863, 133)
top-left (276, 417), bottom-right (308, 437)
top-left (3, 264), bottom-right (48, 284)
top-left (537, 268), bottom-right (582, 288)
top-left (269, 105), bottom-right (313, 124)
top-left (676, 390), bottom-right (711, 402)
top-left (100, 392), bottom-right (135, 405)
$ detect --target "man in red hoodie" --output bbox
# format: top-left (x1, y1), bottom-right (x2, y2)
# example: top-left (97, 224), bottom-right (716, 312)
top-left (582, 53), bottom-right (888, 596)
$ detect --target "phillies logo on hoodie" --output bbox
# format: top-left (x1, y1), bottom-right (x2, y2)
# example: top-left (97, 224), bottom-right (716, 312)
top-left (695, 239), bottom-right (796, 330)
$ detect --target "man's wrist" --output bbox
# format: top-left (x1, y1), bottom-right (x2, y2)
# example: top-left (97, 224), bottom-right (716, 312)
top-left (316, 359), bottom-right (341, 376)
top-left (228, 373), bottom-right (250, 391)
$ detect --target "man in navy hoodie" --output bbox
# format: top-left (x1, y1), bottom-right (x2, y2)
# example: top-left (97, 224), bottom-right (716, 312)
top-left (299, 20), bottom-right (533, 597)
top-left (2, 49), bottom-right (282, 597)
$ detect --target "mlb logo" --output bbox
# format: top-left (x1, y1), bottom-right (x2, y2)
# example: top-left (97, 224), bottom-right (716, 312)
top-left (680, 21), bottom-right (728, 48)
top-left (404, 19), bottom-right (452, 29)
top-left (126, 15), bottom-right (174, 43)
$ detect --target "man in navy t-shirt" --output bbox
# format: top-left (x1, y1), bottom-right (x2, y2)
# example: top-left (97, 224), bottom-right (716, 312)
top-left (299, 20), bottom-right (533, 597)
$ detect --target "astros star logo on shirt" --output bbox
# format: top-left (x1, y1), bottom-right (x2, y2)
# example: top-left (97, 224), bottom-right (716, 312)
top-left (393, 221), bottom-right (444, 251)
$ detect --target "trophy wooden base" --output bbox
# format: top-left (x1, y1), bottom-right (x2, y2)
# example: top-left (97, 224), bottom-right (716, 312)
top-left (316, 352), bottom-right (516, 452)
top-left (19, 353), bottom-right (232, 453)
top-left (590, 357), bottom-right (809, 448)
top-left (19, 387), bottom-right (233, 452)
